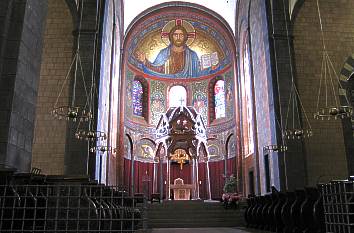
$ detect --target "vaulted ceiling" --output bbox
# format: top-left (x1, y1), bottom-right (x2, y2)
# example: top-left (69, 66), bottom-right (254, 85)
top-left (123, 0), bottom-right (237, 33)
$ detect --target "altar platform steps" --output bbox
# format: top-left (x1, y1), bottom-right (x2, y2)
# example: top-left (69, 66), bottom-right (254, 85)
top-left (147, 200), bottom-right (245, 228)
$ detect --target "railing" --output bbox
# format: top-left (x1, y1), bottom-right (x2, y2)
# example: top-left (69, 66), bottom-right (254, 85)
top-left (321, 180), bottom-right (354, 233)
top-left (0, 184), bottom-right (146, 232)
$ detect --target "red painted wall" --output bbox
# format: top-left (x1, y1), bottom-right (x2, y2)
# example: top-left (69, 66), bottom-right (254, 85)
top-left (123, 157), bottom-right (237, 200)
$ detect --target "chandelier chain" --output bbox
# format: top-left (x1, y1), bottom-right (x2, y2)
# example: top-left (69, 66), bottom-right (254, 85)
top-left (316, 0), bottom-right (326, 51)
top-left (313, 0), bottom-right (352, 120)
top-left (327, 53), bottom-right (338, 106)
top-left (54, 53), bottom-right (77, 108)
top-left (88, 0), bottom-right (101, 130)
top-left (75, 0), bottom-right (106, 143)
top-left (293, 82), bottom-right (312, 130)
top-left (316, 52), bottom-right (325, 110)
top-left (71, 0), bottom-right (85, 108)
top-left (78, 54), bottom-right (89, 107)
top-left (281, 0), bottom-right (312, 134)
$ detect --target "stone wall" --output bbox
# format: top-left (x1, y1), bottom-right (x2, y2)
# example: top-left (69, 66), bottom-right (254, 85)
top-left (63, 0), bottom-right (97, 177)
top-left (266, 0), bottom-right (308, 191)
top-left (237, 0), bottom-right (281, 195)
top-left (32, 0), bottom-right (72, 175)
top-left (250, 0), bottom-right (282, 194)
top-left (0, 0), bottom-right (47, 172)
top-left (292, 0), bottom-right (353, 184)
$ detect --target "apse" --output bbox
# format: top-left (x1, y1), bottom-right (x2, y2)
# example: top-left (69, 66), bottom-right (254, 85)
top-left (120, 2), bottom-right (239, 199)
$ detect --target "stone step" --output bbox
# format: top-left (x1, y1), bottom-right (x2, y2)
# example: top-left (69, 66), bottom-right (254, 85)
top-left (146, 200), bottom-right (245, 228)
top-left (148, 213), bottom-right (242, 218)
top-left (148, 210), bottom-right (242, 217)
top-left (148, 217), bottom-right (243, 224)
top-left (148, 201), bottom-right (222, 208)
top-left (148, 219), bottom-right (245, 228)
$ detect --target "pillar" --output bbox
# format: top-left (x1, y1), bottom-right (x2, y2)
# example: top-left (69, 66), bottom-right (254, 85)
top-left (130, 145), bottom-right (135, 195)
top-left (191, 157), bottom-right (196, 199)
top-left (166, 157), bottom-right (171, 200)
top-left (153, 160), bottom-right (158, 193)
top-left (206, 160), bottom-right (212, 200)
top-left (195, 158), bottom-right (200, 199)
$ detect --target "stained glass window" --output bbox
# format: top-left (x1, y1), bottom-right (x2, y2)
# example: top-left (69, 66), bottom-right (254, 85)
top-left (132, 80), bottom-right (143, 116)
top-left (214, 80), bottom-right (226, 118)
top-left (169, 85), bottom-right (187, 107)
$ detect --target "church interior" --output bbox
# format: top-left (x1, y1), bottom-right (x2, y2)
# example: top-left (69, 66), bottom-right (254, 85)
top-left (0, 0), bottom-right (353, 232)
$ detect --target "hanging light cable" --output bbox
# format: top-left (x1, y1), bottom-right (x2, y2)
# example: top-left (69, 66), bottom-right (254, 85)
top-left (51, 0), bottom-right (92, 122)
top-left (313, 0), bottom-right (352, 120)
top-left (282, 0), bottom-right (312, 140)
top-left (263, 0), bottom-right (290, 152)
top-left (264, 118), bottom-right (288, 152)
top-left (89, 0), bottom-right (117, 159)
top-left (75, 0), bottom-right (106, 142)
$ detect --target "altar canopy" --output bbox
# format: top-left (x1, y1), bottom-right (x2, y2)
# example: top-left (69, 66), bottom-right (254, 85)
top-left (155, 106), bottom-right (211, 200)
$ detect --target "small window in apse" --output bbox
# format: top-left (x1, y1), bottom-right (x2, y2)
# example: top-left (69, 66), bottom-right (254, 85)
top-left (169, 85), bottom-right (187, 108)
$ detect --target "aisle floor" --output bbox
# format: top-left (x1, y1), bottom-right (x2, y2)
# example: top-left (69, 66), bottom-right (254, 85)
top-left (140, 227), bottom-right (267, 233)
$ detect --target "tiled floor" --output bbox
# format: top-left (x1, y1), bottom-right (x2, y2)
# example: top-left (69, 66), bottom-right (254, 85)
top-left (138, 227), bottom-right (267, 233)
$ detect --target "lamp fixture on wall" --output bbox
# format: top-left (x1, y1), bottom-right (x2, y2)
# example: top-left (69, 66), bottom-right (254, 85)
top-left (313, 0), bottom-right (352, 120)
top-left (51, 0), bottom-right (92, 123)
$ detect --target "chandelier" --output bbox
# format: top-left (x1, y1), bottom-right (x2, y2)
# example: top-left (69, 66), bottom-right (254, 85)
top-left (90, 145), bottom-right (117, 154)
top-left (74, 54), bottom-right (106, 142)
top-left (263, 144), bottom-right (287, 153)
top-left (264, 118), bottom-right (288, 152)
top-left (75, 130), bottom-right (106, 142)
top-left (51, 0), bottom-right (92, 123)
top-left (282, 0), bottom-right (312, 140)
top-left (171, 149), bottom-right (189, 170)
top-left (313, 0), bottom-right (352, 120)
top-left (284, 84), bottom-right (313, 139)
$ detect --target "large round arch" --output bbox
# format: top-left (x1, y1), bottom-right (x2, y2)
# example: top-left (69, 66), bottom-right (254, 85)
top-left (118, 2), bottom-right (240, 199)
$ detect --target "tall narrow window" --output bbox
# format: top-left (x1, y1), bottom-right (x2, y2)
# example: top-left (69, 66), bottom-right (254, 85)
top-left (169, 85), bottom-right (187, 108)
top-left (214, 80), bottom-right (225, 119)
top-left (132, 80), bottom-right (143, 116)
top-left (242, 40), bottom-right (254, 155)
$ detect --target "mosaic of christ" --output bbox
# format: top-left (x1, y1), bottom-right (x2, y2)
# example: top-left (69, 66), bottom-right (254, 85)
top-left (133, 19), bottom-right (226, 78)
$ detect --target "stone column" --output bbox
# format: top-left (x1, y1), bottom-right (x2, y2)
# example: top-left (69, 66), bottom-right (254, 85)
top-left (153, 160), bottom-right (158, 193)
top-left (195, 158), bottom-right (200, 199)
top-left (206, 160), bottom-right (212, 200)
top-left (191, 157), bottom-right (196, 199)
top-left (63, 0), bottom-right (98, 176)
top-left (159, 154), bottom-right (163, 202)
top-left (166, 157), bottom-right (171, 200)
top-left (130, 145), bottom-right (135, 195)
top-left (0, 1), bottom-right (47, 172)
top-left (224, 153), bottom-right (228, 178)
